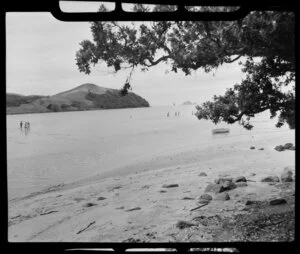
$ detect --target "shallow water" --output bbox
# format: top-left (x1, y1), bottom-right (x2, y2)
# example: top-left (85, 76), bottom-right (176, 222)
top-left (6, 105), bottom-right (293, 199)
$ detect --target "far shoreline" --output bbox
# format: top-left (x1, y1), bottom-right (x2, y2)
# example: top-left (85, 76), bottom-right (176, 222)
top-left (6, 105), bottom-right (152, 116)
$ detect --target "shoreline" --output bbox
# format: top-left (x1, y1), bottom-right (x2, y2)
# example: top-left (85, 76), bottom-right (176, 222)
top-left (6, 105), bottom-right (152, 116)
top-left (8, 135), bottom-right (295, 242)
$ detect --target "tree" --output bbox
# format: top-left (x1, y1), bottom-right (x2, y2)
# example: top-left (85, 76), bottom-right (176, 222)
top-left (76, 5), bottom-right (295, 129)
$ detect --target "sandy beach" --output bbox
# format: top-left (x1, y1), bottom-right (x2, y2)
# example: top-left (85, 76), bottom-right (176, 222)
top-left (8, 129), bottom-right (295, 242)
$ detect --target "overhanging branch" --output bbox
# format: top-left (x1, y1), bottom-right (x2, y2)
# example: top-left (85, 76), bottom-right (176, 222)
top-left (145, 55), bottom-right (171, 67)
top-left (224, 55), bottom-right (242, 63)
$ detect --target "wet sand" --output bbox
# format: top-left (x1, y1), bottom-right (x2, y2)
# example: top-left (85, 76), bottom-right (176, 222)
top-left (8, 130), bottom-right (295, 242)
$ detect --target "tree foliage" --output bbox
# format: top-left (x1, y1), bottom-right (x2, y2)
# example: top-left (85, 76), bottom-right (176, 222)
top-left (76, 5), bottom-right (295, 129)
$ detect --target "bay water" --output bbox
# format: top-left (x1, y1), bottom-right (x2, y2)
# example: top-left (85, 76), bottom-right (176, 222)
top-left (6, 105), bottom-right (293, 199)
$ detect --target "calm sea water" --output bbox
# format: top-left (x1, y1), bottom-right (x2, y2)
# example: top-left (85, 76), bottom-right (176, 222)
top-left (6, 105), bottom-right (293, 199)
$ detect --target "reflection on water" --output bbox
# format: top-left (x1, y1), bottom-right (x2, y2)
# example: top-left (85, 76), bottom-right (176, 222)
top-left (212, 132), bottom-right (230, 139)
top-left (20, 126), bottom-right (30, 136)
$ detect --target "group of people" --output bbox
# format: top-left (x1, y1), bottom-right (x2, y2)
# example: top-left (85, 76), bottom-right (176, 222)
top-left (20, 121), bottom-right (30, 130)
top-left (167, 111), bottom-right (180, 117)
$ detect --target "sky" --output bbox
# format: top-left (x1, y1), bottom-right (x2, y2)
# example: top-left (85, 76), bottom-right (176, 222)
top-left (6, 2), bottom-right (247, 106)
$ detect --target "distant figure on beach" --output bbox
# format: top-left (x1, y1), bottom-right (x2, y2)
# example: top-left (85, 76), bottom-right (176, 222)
top-left (20, 121), bottom-right (23, 129)
top-left (175, 112), bottom-right (177, 117)
top-left (24, 121), bottom-right (30, 129)
top-left (167, 112), bottom-right (170, 117)
top-left (24, 121), bottom-right (30, 136)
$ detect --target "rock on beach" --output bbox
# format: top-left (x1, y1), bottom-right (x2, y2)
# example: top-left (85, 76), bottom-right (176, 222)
top-left (214, 193), bottom-right (230, 201)
top-left (220, 181), bottom-right (237, 192)
top-left (233, 176), bottom-right (247, 183)
top-left (281, 167), bottom-right (294, 182)
top-left (269, 198), bottom-right (287, 206)
top-left (261, 176), bottom-right (280, 182)
top-left (214, 178), bottom-right (233, 184)
top-left (204, 183), bottom-right (222, 193)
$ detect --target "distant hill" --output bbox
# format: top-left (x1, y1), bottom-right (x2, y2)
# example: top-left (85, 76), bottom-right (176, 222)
top-left (182, 101), bottom-right (196, 105)
top-left (6, 94), bottom-right (45, 107)
top-left (6, 83), bottom-right (150, 114)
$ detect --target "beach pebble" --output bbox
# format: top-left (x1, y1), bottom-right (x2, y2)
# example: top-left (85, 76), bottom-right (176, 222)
top-left (199, 172), bottom-right (207, 177)
top-left (97, 197), bottom-right (107, 201)
top-left (236, 182), bottom-right (248, 187)
top-left (214, 193), bottom-right (230, 201)
top-left (83, 202), bottom-right (97, 208)
top-left (233, 176), bottom-right (247, 183)
top-left (274, 145), bottom-right (285, 152)
top-left (258, 148), bottom-right (264, 150)
top-left (245, 200), bottom-right (259, 206)
top-left (220, 181), bottom-right (237, 192)
top-left (162, 184), bottom-right (179, 188)
top-left (283, 143), bottom-right (294, 149)
top-left (182, 197), bottom-right (194, 200)
top-left (159, 190), bottom-right (167, 193)
top-left (199, 194), bottom-right (213, 201)
top-left (214, 177), bottom-right (233, 184)
top-left (269, 198), bottom-right (287, 206)
top-left (198, 199), bottom-right (210, 204)
top-left (204, 183), bottom-right (222, 193)
top-left (250, 146), bottom-right (255, 150)
top-left (261, 176), bottom-right (280, 182)
top-left (281, 167), bottom-right (294, 182)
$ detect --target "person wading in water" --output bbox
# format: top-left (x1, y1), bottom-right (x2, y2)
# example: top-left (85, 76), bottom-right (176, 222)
top-left (20, 121), bottom-right (23, 129)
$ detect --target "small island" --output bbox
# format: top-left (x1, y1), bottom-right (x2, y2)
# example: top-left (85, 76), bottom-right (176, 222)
top-left (182, 101), bottom-right (196, 105)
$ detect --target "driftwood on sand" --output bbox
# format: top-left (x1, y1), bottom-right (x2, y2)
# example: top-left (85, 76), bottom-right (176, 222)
top-left (40, 210), bottom-right (58, 216)
top-left (126, 207), bottom-right (141, 212)
top-left (76, 221), bottom-right (96, 234)
top-left (190, 203), bottom-right (209, 211)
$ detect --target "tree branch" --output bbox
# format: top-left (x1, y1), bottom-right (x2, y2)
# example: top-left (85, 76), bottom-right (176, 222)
top-left (224, 55), bottom-right (242, 63)
top-left (145, 55), bottom-right (171, 67)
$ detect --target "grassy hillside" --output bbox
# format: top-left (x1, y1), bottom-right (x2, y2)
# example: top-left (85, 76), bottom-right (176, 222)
top-left (7, 84), bottom-right (150, 114)
top-left (86, 90), bottom-right (150, 109)
top-left (6, 94), bottom-right (46, 107)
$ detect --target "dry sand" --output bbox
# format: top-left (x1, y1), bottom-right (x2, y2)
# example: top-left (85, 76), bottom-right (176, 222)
top-left (8, 131), bottom-right (295, 242)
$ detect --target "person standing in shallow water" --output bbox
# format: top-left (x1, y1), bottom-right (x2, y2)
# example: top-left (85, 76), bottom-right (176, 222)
top-left (20, 121), bottom-right (23, 129)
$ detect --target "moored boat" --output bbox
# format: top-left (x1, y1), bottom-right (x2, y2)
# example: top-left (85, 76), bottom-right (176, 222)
top-left (212, 128), bottom-right (230, 134)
